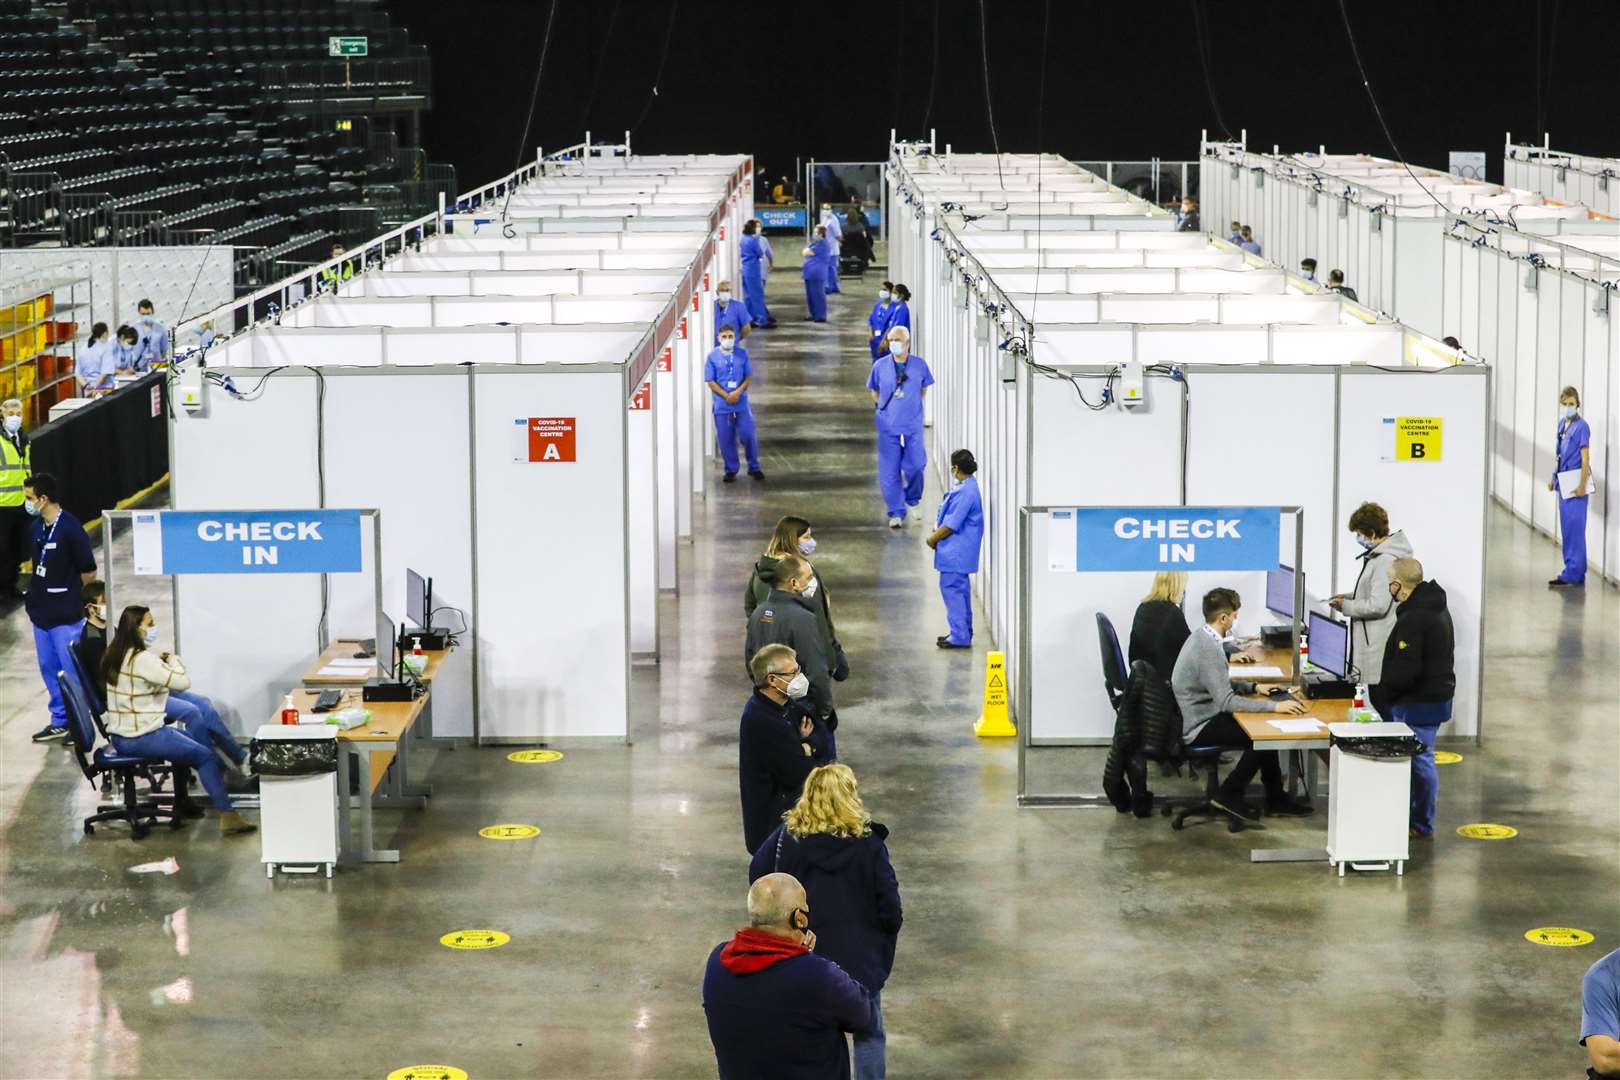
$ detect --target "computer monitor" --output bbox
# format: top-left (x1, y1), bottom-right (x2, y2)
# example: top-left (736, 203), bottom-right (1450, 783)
top-left (377, 609), bottom-right (398, 681)
top-left (405, 568), bottom-right (431, 630)
top-left (1266, 564), bottom-right (1301, 619)
top-left (1307, 610), bottom-right (1350, 680)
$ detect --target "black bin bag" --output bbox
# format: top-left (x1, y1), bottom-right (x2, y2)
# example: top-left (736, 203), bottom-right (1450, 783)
top-left (1331, 732), bottom-right (1425, 760)
top-left (250, 736), bottom-right (339, 776)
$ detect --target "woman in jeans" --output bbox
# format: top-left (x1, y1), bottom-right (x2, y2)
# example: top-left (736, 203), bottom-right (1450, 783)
top-left (750, 764), bottom-right (901, 1079)
top-left (101, 605), bottom-right (255, 836)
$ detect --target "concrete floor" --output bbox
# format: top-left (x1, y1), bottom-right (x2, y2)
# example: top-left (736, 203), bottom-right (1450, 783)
top-left (1, 267), bottom-right (1616, 1080)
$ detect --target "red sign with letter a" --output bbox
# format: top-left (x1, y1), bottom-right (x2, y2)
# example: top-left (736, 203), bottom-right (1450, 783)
top-left (525, 417), bottom-right (576, 462)
top-left (629, 382), bottom-right (651, 411)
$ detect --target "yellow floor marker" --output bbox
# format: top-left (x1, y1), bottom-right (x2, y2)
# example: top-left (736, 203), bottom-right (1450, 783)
top-left (974, 651), bottom-right (1016, 738)
top-left (439, 929), bottom-right (510, 950)
top-left (506, 749), bottom-right (564, 764)
top-left (1524, 927), bottom-right (1595, 947)
top-left (479, 824), bottom-right (541, 840)
top-left (1433, 751), bottom-right (1463, 765)
top-left (386, 1067), bottom-right (467, 1080)
top-left (1456, 824), bottom-right (1517, 840)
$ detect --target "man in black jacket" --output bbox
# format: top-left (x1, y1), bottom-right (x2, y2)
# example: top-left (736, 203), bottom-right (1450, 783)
top-left (739, 644), bottom-right (831, 854)
top-left (745, 555), bottom-right (838, 728)
top-left (1379, 557), bottom-right (1455, 838)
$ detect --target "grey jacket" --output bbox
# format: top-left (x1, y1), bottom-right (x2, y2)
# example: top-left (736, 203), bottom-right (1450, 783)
top-left (1172, 625), bottom-right (1276, 741)
top-left (1339, 529), bottom-right (1414, 685)
top-left (745, 589), bottom-right (834, 720)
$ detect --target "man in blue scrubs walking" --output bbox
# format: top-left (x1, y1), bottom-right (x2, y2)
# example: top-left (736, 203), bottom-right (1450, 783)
top-left (705, 326), bottom-right (764, 483)
top-left (927, 450), bottom-right (984, 649)
top-left (867, 326), bottom-right (933, 528)
top-left (1548, 385), bottom-right (1592, 588)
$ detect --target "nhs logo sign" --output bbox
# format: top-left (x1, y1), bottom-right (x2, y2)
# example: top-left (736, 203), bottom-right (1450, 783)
top-left (1070, 507), bottom-right (1280, 572)
top-left (133, 510), bottom-right (363, 575)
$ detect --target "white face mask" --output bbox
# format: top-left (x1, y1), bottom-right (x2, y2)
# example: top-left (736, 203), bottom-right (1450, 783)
top-left (780, 671), bottom-right (810, 700)
top-left (878, 290), bottom-right (891, 302)
top-left (23, 497), bottom-right (41, 517)
top-left (92, 604), bottom-right (107, 622)
top-left (800, 576), bottom-right (819, 599)
top-left (719, 338), bottom-right (735, 353)
top-left (2, 414), bottom-right (20, 434)
top-left (1562, 404), bottom-right (1578, 419)
top-left (143, 626), bottom-right (160, 646)
top-left (717, 291), bottom-right (732, 303)
top-left (890, 340), bottom-right (908, 358)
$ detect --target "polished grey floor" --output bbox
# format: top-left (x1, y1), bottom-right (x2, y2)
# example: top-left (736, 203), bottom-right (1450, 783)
top-left (1, 267), bottom-right (1616, 1080)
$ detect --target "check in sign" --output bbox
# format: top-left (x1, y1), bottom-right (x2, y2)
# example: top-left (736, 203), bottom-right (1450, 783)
top-left (132, 510), bottom-right (363, 575)
top-left (1066, 506), bottom-right (1280, 572)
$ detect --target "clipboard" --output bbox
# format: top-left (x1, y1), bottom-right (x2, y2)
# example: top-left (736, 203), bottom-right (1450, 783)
top-left (1557, 468), bottom-right (1595, 498)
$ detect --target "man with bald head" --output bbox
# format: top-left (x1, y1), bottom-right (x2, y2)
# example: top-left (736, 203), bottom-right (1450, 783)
top-left (1379, 557), bottom-right (1456, 838)
top-left (703, 873), bottom-right (875, 1079)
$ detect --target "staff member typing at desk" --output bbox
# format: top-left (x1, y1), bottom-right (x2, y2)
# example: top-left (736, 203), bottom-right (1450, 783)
top-left (1172, 587), bottom-right (1314, 824)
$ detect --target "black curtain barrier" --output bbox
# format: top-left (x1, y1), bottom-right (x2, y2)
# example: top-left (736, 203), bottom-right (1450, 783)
top-left (30, 372), bottom-right (169, 528)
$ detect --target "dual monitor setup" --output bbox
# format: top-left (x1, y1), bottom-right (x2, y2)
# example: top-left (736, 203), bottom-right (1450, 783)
top-left (1263, 564), bottom-right (1352, 689)
top-left (362, 567), bottom-right (447, 702)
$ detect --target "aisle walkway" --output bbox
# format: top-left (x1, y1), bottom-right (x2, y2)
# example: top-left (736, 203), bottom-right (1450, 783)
top-left (0, 267), bottom-right (1615, 1079)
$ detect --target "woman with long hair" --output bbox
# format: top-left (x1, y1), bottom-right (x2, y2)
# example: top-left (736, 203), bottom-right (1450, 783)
top-left (1128, 571), bottom-right (1191, 685)
top-left (744, 516), bottom-right (847, 682)
top-left (100, 605), bottom-right (255, 836)
top-left (749, 764), bottom-right (902, 1080)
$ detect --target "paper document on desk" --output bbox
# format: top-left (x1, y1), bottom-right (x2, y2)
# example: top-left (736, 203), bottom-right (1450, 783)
top-left (315, 664), bottom-right (372, 677)
top-left (1235, 665), bottom-right (1286, 678)
top-left (1557, 468), bottom-right (1595, 498)
top-left (1268, 718), bottom-right (1326, 734)
top-left (325, 658), bottom-right (374, 669)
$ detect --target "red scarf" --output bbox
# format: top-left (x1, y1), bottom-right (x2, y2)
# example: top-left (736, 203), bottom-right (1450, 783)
top-left (719, 928), bottom-right (808, 974)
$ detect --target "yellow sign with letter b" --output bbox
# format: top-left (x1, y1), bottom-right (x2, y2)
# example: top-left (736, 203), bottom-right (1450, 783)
top-left (975, 651), bottom-right (1016, 738)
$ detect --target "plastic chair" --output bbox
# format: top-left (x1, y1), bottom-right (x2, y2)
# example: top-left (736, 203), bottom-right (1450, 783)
top-left (58, 671), bottom-right (186, 839)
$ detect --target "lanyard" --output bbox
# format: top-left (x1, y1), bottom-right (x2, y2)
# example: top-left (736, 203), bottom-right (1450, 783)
top-left (35, 515), bottom-right (60, 573)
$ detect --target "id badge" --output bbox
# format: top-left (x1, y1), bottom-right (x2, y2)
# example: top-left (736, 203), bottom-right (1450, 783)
top-left (894, 388), bottom-right (905, 399)
top-left (726, 381), bottom-right (739, 390)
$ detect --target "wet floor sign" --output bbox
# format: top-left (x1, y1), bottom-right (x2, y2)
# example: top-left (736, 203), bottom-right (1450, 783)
top-left (974, 651), bottom-right (1016, 738)
top-left (1524, 927), bottom-right (1595, 947)
top-left (439, 929), bottom-right (510, 950)
top-left (386, 1067), bottom-right (467, 1080)
top-left (478, 824), bottom-right (541, 840)
top-left (1456, 824), bottom-right (1517, 840)
top-left (507, 749), bottom-right (564, 764)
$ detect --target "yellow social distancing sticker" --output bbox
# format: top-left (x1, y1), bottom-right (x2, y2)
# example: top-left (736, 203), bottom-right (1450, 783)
top-left (479, 824), bottom-right (541, 840)
top-left (1433, 751), bottom-right (1463, 765)
top-left (386, 1067), bottom-right (467, 1080)
top-left (1456, 824), bottom-right (1517, 840)
top-left (507, 749), bottom-right (564, 764)
top-left (440, 929), bottom-right (510, 951)
top-left (1524, 927), bottom-right (1595, 947)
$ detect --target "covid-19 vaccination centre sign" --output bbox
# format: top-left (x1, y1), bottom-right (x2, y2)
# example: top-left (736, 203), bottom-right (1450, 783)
top-left (132, 509), bottom-right (364, 574)
top-left (1048, 506), bottom-right (1281, 572)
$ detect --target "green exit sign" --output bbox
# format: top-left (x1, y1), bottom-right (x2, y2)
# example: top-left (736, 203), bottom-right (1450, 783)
top-left (328, 36), bottom-right (368, 57)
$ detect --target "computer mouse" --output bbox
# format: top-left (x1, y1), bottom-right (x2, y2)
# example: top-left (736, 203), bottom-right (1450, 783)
top-left (1268, 687), bottom-right (1294, 700)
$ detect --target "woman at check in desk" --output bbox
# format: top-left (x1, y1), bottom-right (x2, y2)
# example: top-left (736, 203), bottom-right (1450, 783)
top-left (101, 605), bottom-right (257, 836)
top-left (1329, 501), bottom-right (1413, 719)
top-left (1548, 385), bottom-right (1593, 589)
top-left (1129, 571), bottom-right (1257, 685)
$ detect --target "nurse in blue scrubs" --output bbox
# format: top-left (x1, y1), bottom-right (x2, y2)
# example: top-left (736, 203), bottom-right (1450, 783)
top-left (867, 282), bottom-right (894, 359)
top-left (876, 284), bottom-right (911, 357)
top-left (1548, 385), bottom-right (1592, 588)
top-left (739, 220), bottom-right (776, 328)
top-left (867, 325), bottom-right (933, 527)
top-left (927, 449), bottom-right (984, 648)
top-left (801, 225), bottom-right (832, 322)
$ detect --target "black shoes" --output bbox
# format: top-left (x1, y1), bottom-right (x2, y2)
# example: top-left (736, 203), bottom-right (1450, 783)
top-left (1266, 794), bottom-right (1316, 817)
top-left (935, 636), bottom-right (970, 649)
top-left (1211, 793), bottom-right (1261, 821)
top-left (31, 725), bottom-right (68, 743)
top-left (1548, 578), bottom-right (1581, 589)
top-left (722, 473), bottom-right (737, 483)
top-left (749, 470), bottom-right (765, 482)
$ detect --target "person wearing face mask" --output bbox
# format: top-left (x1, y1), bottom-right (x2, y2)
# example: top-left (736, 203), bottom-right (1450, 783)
top-left (712, 279), bottom-right (753, 345)
top-left (875, 284), bottom-right (911, 358)
top-left (868, 325), bottom-right (934, 528)
top-left (1129, 571), bottom-right (1255, 685)
top-left (76, 322), bottom-right (116, 396)
top-left (111, 325), bottom-right (143, 374)
top-left (1171, 588), bottom-right (1313, 823)
top-left (100, 605), bottom-right (256, 836)
top-left (705, 326), bottom-right (764, 483)
top-left (928, 449), bottom-right (984, 649)
top-left (703, 872), bottom-right (876, 1080)
top-left (74, 580), bottom-right (110, 709)
top-left (1299, 257), bottom-right (1319, 285)
top-left (867, 283), bottom-right (894, 361)
top-left (132, 298), bottom-right (169, 368)
top-left (738, 644), bottom-right (833, 854)
top-left (1175, 196), bottom-right (1200, 232)
top-left (1329, 501), bottom-right (1413, 719)
top-left (22, 473), bottom-right (97, 742)
top-left (739, 219), bottom-right (777, 329)
top-left (802, 225), bottom-right (832, 322)
top-left (0, 397), bottom-right (32, 601)
top-left (746, 554), bottom-right (838, 731)
top-left (1377, 558), bottom-right (1454, 839)
top-left (1548, 385), bottom-right (1592, 588)
top-left (819, 204), bottom-right (843, 295)
top-left (744, 516), bottom-right (848, 683)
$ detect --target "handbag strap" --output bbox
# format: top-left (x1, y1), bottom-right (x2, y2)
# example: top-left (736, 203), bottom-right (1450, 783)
top-left (774, 827), bottom-right (785, 871)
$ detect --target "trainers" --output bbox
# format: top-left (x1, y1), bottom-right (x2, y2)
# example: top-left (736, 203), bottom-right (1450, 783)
top-left (1547, 577), bottom-right (1580, 589)
top-left (909, 506), bottom-right (923, 522)
top-left (31, 725), bottom-right (68, 743)
top-left (1265, 794), bottom-right (1316, 817)
top-left (887, 516), bottom-right (903, 529)
top-left (1211, 793), bottom-right (1261, 821)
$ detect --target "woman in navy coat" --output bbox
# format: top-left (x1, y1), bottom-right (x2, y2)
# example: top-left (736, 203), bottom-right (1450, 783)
top-left (750, 764), bottom-right (902, 1080)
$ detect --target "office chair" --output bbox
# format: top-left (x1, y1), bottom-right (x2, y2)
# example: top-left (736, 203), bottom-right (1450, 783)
top-left (1095, 612), bottom-right (1129, 713)
top-left (58, 672), bottom-right (186, 839)
top-left (1122, 660), bottom-right (1246, 833)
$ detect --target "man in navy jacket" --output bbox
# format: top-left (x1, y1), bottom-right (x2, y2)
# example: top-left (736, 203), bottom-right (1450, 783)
top-left (703, 873), bottom-right (875, 1080)
top-left (739, 644), bottom-right (832, 854)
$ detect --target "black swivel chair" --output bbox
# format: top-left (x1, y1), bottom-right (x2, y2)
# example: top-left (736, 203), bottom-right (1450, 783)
top-left (58, 671), bottom-right (186, 839)
top-left (1095, 612), bottom-right (1129, 712)
top-left (1118, 660), bottom-right (1244, 832)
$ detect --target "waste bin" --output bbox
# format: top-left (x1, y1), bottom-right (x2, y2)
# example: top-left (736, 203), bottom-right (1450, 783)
top-left (251, 725), bottom-right (340, 878)
top-left (1326, 721), bottom-right (1419, 876)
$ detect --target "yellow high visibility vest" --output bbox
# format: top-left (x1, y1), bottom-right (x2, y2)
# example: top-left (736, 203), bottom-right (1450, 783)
top-left (0, 433), bottom-right (29, 508)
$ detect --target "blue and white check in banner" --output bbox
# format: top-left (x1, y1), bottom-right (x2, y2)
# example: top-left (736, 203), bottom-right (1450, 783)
top-left (1048, 507), bottom-right (1281, 572)
top-left (132, 510), bottom-right (364, 575)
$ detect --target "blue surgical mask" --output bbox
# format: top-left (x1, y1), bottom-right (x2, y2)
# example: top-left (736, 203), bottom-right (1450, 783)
top-left (798, 537), bottom-right (817, 556)
top-left (1562, 404), bottom-right (1578, 420)
top-left (23, 497), bottom-right (41, 517)
top-left (143, 626), bottom-right (160, 646)
top-left (1355, 535), bottom-right (1375, 552)
top-left (890, 341), bottom-right (908, 358)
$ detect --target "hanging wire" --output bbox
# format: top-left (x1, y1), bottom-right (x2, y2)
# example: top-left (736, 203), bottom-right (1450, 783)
top-left (500, 0), bottom-right (559, 224)
top-left (920, 0), bottom-right (941, 131)
top-left (1189, 0), bottom-right (1234, 141)
top-left (578, 0), bottom-right (623, 131)
top-left (975, 0), bottom-right (1005, 191)
top-left (629, 0), bottom-right (681, 137)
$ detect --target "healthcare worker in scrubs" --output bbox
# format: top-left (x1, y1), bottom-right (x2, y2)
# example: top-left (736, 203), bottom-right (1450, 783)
top-left (1548, 385), bottom-right (1592, 588)
top-left (867, 325), bottom-right (933, 528)
top-left (928, 449), bottom-right (984, 649)
top-left (705, 325), bottom-right (764, 483)
top-left (876, 284), bottom-right (911, 357)
top-left (819, 205), bottom-right (843, 294)
top-left (713, 280), bottom-right (752, 344)
top-left (739, 220), bottom-right (776, 328)
top-left (802, 225), bottom-right (832, 322)
top-left (867, 282), bottom-right (894, 360)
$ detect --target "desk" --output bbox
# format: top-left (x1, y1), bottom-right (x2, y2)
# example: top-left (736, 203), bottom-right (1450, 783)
top-left (267, 688), bottom-right (432, 864)
top-left (1233, 704), bottom-right (1350, 865)
top-left (302, 640), bottom-right (452, 745)
top-left (1227, 642), bottom-right (1302, 683)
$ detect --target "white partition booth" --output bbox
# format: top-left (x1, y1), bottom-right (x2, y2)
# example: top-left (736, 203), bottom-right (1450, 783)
top-left (171, 146), bottom-right (752, 744)
top-left (888, 145), bottom-right (1491, 807)
top-left (1200, 139), bottom-right (1618, 584)
top-left (1504, 137), bottom-right (1620, 218)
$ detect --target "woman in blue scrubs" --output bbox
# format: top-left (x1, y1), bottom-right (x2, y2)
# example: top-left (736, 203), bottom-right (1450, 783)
top-left (867, 325), bottom-right (934, 527)
top-left (1548, 385), bottom-right (1592, 588)
top-left (876, 284), bottom-right (911, 357)
top-left (739, 219), bottom-right (776, 328)
top-left (867, 282), bottom-right (893, 360)
top-left (927, 449), bottom-right (984, 648)
top-left (801, 225), bottom-right (831, 322)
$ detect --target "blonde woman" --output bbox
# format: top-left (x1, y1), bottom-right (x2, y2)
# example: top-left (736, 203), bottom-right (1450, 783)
top-left (749, 764), bottom-right (901, 1080)
top-left (1128, 571), bottom-right (1192, 684)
